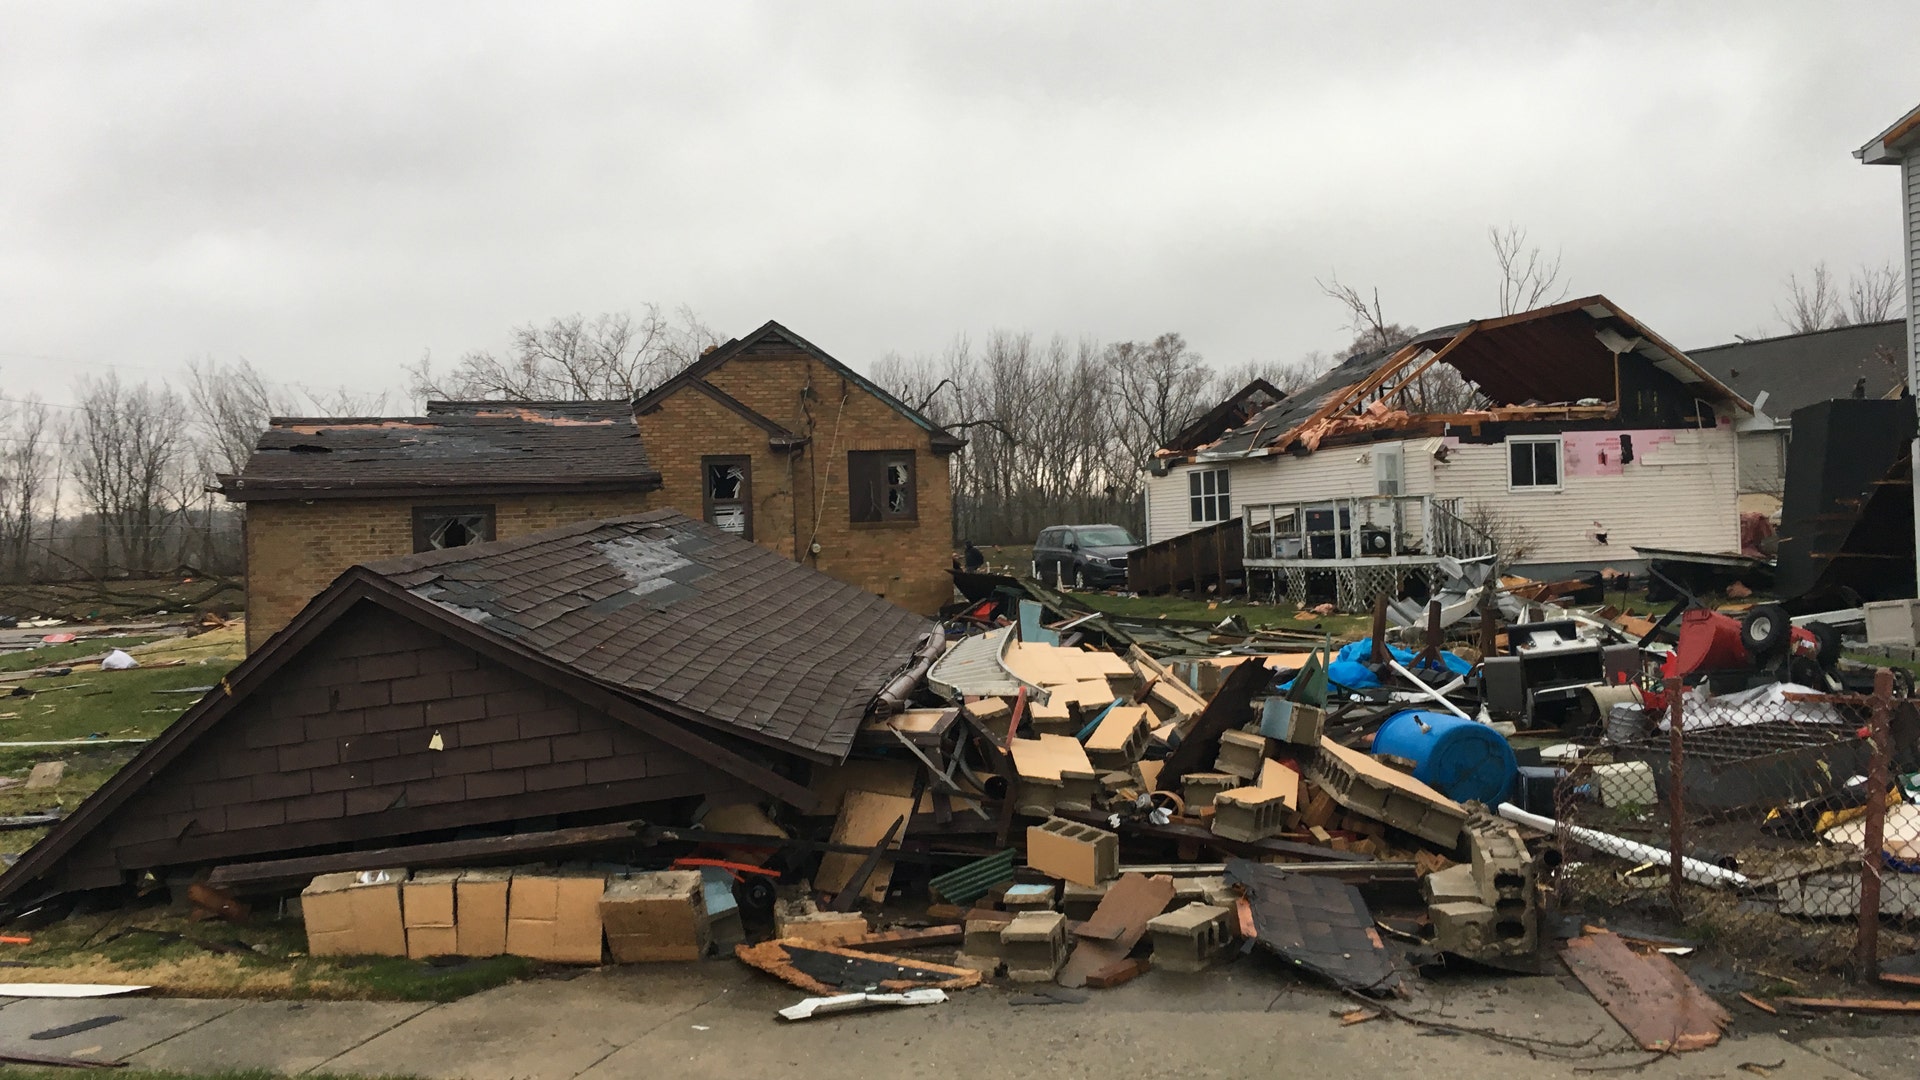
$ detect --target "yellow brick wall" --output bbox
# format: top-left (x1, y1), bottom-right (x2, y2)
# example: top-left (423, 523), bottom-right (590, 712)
top-left (631, 392), bottom-right (799, 559)
top-left (244, 490), bottom-right (652, 651)
top-left (699, 350), bottom-right (955, 614)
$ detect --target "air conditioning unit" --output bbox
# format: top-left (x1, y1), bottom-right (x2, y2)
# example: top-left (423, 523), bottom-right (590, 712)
top-left (1864, 598), bottom-right (1920, 647)
top-left (1359, 527), bottom-right (1393, 557)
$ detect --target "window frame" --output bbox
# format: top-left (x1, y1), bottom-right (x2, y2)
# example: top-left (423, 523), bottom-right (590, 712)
top-left (849, 449), bottom-right (918, 524)
top-left (1373, 445), bottom-right (1404, 496)
top-left (411, 504), bottom-right (496, 553)
top-left (701, 454), bottom-right (754, 540)
top-left (1188, 467), bottom-right (1231, 523)
top-left (1507, 436), bottom-right (1564, 493)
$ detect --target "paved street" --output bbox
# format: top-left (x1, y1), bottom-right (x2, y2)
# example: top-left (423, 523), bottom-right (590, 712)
top-left (2, 961), bottom-right (1914, 1079)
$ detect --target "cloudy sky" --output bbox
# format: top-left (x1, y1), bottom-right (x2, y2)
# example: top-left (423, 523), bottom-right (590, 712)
top-left (2, 1), bottom-right (1916, 409)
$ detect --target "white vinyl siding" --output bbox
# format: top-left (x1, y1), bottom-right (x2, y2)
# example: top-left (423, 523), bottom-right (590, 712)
top-left (1906, 151), bottom-right (1920, 400)
top-left (1143, 428), bottom-right (1740, 565)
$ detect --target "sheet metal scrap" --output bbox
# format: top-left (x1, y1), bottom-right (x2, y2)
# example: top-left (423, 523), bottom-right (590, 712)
top-left (1224, 858), bottom-right (1401, 995)
top-left (1559, 930), bottom-right (1728, 1052)
top-left (735, 940), bottom-right (982, 996)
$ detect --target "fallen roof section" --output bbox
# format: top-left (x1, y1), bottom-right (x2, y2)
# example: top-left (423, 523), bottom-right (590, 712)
top-left (1170, 296), bottom-right (1749, 464)
top-left (1688, 320), bottom-right (1906, 419)
top-left (370, 510), bottom-right (936, 762)
top-left (218, 405), bottom-right (659, 501)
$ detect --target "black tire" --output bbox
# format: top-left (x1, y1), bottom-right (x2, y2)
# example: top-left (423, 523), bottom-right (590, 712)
top-left (1809, 621), bottom-right (1843, 670)
top-left (1741, 603), bottom-right (1791, 658)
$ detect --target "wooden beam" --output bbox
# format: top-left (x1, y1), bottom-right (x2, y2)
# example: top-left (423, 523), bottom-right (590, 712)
top-left (207, 821), bottom-right (646, 887)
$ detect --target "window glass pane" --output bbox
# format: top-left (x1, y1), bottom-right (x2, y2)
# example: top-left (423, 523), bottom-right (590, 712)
top-left (1510, 443), bottom-right (1532, 486)
top-left (1189, 472), bottom-right (1201, 497)
top-left (1535, 443), bottom-right (1559, 486)
top-left (1217, 470), bottom-right (1230, 494)
top-left (707, 462), bottom-right (744, 499)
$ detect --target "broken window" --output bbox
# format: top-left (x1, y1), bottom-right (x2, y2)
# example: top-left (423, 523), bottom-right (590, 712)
top-left (849, 450), bottom-right (916, 523)
top-left (1189, 467), bottom-right (1230, 522)
top-left (1508, 437), bottom-right (1562, 491)
top-left (412, 505), bottom-right (496, 553)
top-left (702, 455), bottom-right (752, 540)
top-left (1373, 445), bottom-right (1404, 496)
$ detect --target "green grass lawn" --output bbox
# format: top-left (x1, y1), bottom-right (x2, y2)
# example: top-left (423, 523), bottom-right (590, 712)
top-left (0, 634), bottom-right (162, 673)
top-left (0, 907), bottom-right (534, 1001)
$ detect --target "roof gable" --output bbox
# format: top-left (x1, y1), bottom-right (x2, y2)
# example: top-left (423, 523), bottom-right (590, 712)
top-left (635, 321), bottom-right (964, 450)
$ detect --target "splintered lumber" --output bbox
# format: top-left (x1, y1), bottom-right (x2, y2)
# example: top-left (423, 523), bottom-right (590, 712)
top-left (1056, 872), bottom-right (1177, 989)
top-left (1776, 997), bottom-right (1920, 1013)
top-left (839, 925), bottom-right (966, 952)
top-left (735, 940), bottom-right (981, 995)
top-left (1559, 931), bottom-right (1729, 1052)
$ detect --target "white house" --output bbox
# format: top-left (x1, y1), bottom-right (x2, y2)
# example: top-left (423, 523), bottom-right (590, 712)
top-left (1142, 297), bottom-right (1754, 607)
top-left (1856, 102), bottom-right (1920, 573)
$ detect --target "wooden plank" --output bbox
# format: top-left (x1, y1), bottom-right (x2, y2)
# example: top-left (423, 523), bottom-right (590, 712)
top-left (1560, 931), bottom-right (1728, 1052)
top-left (1739, 992), bottom-right (1778, 1015)
top-left (1776, 997), bottom-right (1920, 1013)
top-left (206, 821), bottom-right (645, 887)
top-left (733, 940), bottom-right (981, 996)
top-left (1056, 872), bottom-right (1176, 989)
top-left (1880, 972), bottom-right (1920, 989)
top-left (839, 925), bottom-right (965, 952)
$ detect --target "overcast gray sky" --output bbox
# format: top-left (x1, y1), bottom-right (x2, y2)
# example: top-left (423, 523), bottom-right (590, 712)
top-left (3, 1), bottom-right (1917, 408)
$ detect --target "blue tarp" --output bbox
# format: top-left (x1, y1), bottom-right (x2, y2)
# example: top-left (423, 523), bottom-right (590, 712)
top-left (1280, 638), bottom-right (1470, 692)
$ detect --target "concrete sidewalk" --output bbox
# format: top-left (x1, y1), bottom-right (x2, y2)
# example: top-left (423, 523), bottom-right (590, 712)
top-left (0, 962), bottom-right (1911, 1079)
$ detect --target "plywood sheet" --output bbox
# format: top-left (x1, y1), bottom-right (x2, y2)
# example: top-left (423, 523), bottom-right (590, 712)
top-left (815, 789), bottom-right (913, 901)
top-left (1010, 734), bottom-right (1095, 781)
top-left (1056, 872), bottom-right (1177, 989)
top-left (1560, 931), bottom-right (1728, 1052)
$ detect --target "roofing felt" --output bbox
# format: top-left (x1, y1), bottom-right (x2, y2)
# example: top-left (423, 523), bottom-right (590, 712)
top-left (219, 408), bottom-right (659, 500)
top-left (1688, 320), bottom-right (1906, 419)
top-left (368, 510), bottom-right (937, 761)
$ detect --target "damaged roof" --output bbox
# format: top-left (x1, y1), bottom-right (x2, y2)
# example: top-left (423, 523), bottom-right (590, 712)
top-left (1688, 320), bottom-right (1906, 419)
top-left (1172, 296), bottom-right (1748, 463)
top-left (371, 510), bottom-right (936, 761)
top-left (218, 404), bottom-right (659, 502)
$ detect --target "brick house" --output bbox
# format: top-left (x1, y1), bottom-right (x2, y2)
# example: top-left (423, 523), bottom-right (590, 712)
top-left (220, 322), bottom-right (963, 651)
top-left (0, 512), bottom-right (938, 904)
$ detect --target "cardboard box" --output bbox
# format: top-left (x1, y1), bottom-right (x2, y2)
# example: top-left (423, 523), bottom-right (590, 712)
top-left (506, 873), bottom-right (606, 964)
top-left (302, 869), bottom-right (409, 957)
top-left (602, 871), bottom-right (710, 963)
top-left (456, 868), bottom-right (512, 956)
top-left (403, 869), bottom-right (462, 959)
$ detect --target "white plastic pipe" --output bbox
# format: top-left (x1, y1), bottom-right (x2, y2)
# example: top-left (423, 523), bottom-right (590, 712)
top-left (1497, 802), bottom-right (1749, 890)
top-left (1388, 658), bottom-right (1479, 725)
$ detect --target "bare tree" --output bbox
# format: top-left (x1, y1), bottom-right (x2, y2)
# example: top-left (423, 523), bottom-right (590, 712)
top-left (408, 306), bottom-right (720, 403)
top-left (1777, 261), bottom-right (1902, 333)
top-left (1847, 261), bottom-right (1904, 324)
top-left (1490, 223), bottom-right (1568, 315)
top-left (70, 374), bottom-right (190, 574)
top-left (0, 398), bottom-right (52, 582)
top-left (1318, 274), bottom-right (1407, 353)
top-left (1212, 351), bottom-right (1337, 397)
top-left (186, 357), bottom-right (390, 482)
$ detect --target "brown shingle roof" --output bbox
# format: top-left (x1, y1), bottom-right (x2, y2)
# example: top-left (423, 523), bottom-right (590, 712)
top-left (218, 405), bottom-right (660, 501)
top-left (368, 510), bottom-right (937, 761)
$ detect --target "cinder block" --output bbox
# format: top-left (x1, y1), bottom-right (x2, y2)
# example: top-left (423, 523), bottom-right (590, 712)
top-left (1172, 875), bottom-right (1228, 904)
top-left (773, 898), bottom-right (869, 946)
top-left (1213, 730), bottom-right (1267, 780)
top-left (1061, 880), bottom-right (1109, 922)
top-left (1211, 786), bottom-right (1294, 842)
top-left (1462, 812), bottom-right (1537, 956)
top-left (963, 916), bottom-right (1011, 958)
top-left (1182, 772), bottom-right (1240, 810)
top-left (1260, 698), bottom-right (1325, 746)
top-left (602, 870), bottom-right (711, 963)
top-left (1026, 816), bottom-right (1119, 886)
top-left (1146, 902), bottom-right (1235, 972)
top-left (1000, 910), bottom-right (1069, 982)
top-left (1085, 704), bottom-right (1152, 770)
top-left (1421, 864), bottom-right (1481, 905)
top-left (1430, 900), bottom-right (1502, 957)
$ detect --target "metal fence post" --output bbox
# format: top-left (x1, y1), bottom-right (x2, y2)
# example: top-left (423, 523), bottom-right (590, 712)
top-left (1857, 666), bottom-right (1894, 978)
top-left (1666, 676), bottom-right (1685, 915)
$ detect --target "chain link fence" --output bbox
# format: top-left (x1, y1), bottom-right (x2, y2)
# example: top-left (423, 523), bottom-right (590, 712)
top-left (1553, 670), bottom-right (1920, 979)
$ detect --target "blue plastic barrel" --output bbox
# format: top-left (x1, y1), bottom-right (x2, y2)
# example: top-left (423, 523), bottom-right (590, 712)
top-left (1370, 709), bottom-right (1517, 805)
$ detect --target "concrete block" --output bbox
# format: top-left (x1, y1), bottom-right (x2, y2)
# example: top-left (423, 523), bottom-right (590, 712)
top-left (1026, 816), bottom-right (1119, 886)
top-left (1146, 902), bottom-right (1235, 972)
top-left (1213, 729), bottom-right (1267, 780)
top-left (1000, 910), bottom-right (1068, 982)
top-left (963, 916), bottom-right (1011, 958)
top-left (773, 897), bottom-right (868, 946)
top-left (1211, 786), bottom-right (1293, 842)
top-left (1421, 864), bottom-right (1481, 905)
top-left (1182, 772), bottom-right (1240, 809)
top-left (1061, 879), bottom-right (1108, 921)
top-left (1085, 704), bottom-right (1152, 770)
top-left (953, 951), bottom-right (1003, 975)
top-left (601, 870), bottom-right (710, 962)
top-left (1172, 875), bottom-right (1228, 904)
top-left (1260, 698), bottom-right (1325, 746)
top-left (1430, 900), bottom-right (1503, 957)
